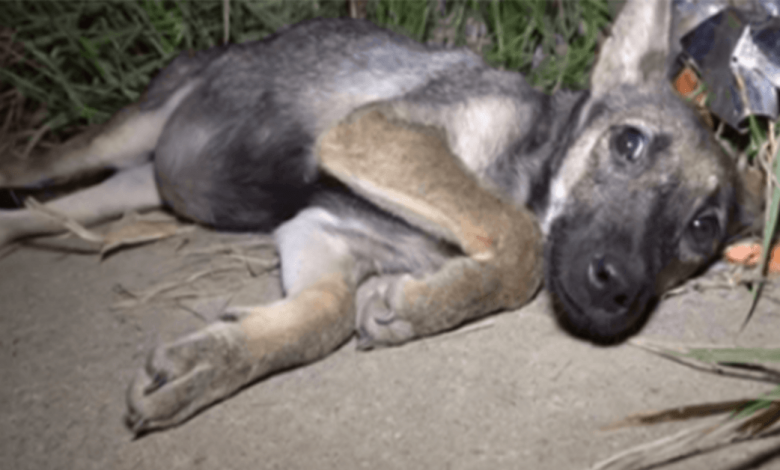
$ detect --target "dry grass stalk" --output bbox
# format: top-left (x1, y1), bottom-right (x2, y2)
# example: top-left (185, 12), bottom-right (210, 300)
top-left (630, 339), bottom-right (780, 384)
top-left (24, 196), bottom-right (103, 243)
top-left (111, 264), bottom-right (244, 309)
top-left (593, 416), bottom-right (779, 470)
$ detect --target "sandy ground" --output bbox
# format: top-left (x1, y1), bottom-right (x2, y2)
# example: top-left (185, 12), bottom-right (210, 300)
top-left (1, 222), bottom-right (780, 470)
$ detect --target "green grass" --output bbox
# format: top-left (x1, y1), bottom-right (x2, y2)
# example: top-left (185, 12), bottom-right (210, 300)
top-left (0, 0), bottom-right (610, 137)
top-left (600, 341), bottom-right (780, 468)
top-left (1, 0), bottom-right (776, 296)
top-left (3, 1), bottom-right (780, 465)
top-left (0, 0), bottom-right (347, 133)
top-left (743, 117), bottom-right (780, 326)
top-left (484, 0), bottom-right (610, 90)
top-left (1, 0), bottom-right (777, 300)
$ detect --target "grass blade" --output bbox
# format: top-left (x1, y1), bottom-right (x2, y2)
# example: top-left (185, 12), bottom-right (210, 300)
top-left (743, 120), bottom-right (780, 328)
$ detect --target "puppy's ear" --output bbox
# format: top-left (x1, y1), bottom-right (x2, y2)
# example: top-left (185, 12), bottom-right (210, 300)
top-left (730, 163), bottom-right (766, 239)
top-left (590, 0), bottom-right (672, 97)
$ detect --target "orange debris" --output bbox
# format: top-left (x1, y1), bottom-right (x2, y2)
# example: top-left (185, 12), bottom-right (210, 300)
top-left (724, 242), bottom-right (780, 274)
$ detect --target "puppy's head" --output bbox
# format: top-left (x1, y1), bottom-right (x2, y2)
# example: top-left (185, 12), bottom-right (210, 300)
top-left (542, 88), bottom-right (757, 344)
top-left (540, 0), bottom-right (761, 344)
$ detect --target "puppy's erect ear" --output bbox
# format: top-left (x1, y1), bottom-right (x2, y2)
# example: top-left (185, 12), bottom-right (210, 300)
top-left (591, 0), bottom-right (672, 96)
top-left (731, 162), bottom-right (766, 238)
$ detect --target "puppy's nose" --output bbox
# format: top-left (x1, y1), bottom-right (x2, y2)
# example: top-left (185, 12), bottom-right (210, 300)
top-left (586, 254), bottom-right (641, 313)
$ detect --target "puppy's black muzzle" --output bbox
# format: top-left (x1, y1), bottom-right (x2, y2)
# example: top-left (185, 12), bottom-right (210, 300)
top-left (545, 223), bottom-right (656, 345)
top-left (584, 252), bottom-right (643, 314)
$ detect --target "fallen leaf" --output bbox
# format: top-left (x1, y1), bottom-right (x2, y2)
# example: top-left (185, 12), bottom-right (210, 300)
top-left (724, 242), bottom-right (780, 273)
top-left (674, 66), bottom-right (699, 97)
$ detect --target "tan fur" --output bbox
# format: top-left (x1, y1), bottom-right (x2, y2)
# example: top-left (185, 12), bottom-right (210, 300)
top-left (240, 273), bottom-right (355, 361)
top-left (318, 106), bottom-right (543, 343)
top-left (318, 106), bottom-right (542, 264)
top-left (127, 218), bottom-right (360, 431)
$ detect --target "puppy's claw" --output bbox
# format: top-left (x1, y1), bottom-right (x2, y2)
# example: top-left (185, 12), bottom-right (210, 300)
top-left (131, 418), bottom-right (147, 436)
top-left (125, 322), bottom-right (256, 432)
top-left (143, 372), bottom-right (167, 395)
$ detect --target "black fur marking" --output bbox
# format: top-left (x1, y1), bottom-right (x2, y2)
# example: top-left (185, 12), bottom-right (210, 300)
top-left (649, 132), bottom-right (672, 156)
top-left (203, 105), bottom-right (318, 231)
top-left (642, 181), bottom-right (683, 270)
top-left (484, 94), bottom-right (553, 205)
top-left (485, 90), bottom-right (589, 216)
top-left (154, 88), bottom-right (319, 232)
top-left (543, 172), bottom-right (732, 346)
top-left (544, 209), bottom-right (656, 345)
top-left (581, 98), bottom-right (609, 125)
top-left (527, 91), bottom-right (591, 216)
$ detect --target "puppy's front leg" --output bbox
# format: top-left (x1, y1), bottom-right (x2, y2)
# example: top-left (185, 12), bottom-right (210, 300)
top-left (126, 208), bottom-right (365, 433)
top-left (318, 106), bottom-right (543, 348)
top-left (126, 275), bottom-right (354, 433)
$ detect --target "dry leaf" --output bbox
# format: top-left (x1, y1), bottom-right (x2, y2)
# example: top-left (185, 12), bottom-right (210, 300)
top-left (724, 242), bottom-right (780, 274)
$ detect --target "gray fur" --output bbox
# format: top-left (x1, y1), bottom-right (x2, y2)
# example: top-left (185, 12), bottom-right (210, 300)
top-left (0, 1), bottom-right (761, 433)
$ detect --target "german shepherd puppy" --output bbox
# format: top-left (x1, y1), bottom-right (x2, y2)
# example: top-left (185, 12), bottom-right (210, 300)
top-left (0, 0), bottom-right (760, 432)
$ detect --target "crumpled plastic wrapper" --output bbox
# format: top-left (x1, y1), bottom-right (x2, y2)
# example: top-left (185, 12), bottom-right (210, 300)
top-left (669, 0), bottom-right (780, 131)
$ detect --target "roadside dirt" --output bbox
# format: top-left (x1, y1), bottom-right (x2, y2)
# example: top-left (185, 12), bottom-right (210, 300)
top-left (1, 222), bottom-right (779, 470)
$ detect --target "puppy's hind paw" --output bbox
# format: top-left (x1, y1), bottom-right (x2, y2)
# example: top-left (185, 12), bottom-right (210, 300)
top-left (126, 322), bottom-right (257, 434)
top-left (355, 275), bottom-right (414, 350)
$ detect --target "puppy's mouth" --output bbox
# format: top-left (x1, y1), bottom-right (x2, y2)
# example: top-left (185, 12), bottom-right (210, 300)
top-left (544, 246), bottom-right (655, 345)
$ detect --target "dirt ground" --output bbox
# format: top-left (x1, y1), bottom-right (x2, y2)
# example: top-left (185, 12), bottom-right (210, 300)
top-left (1, 221), bottom-right (779, 470)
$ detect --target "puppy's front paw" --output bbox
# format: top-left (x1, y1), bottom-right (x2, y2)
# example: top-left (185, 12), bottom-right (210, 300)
top-left (126, 322), bottom-right (256, 434)
top-left (355, 275), bottom-right (414, 350)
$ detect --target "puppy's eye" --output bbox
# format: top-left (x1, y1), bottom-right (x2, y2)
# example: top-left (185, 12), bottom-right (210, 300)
top-left (688, 214), bottom-right (720, 250)
top-left (612, 126), bottom-right (646, 162)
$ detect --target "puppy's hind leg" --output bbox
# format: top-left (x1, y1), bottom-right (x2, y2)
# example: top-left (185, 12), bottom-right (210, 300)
top-left (0, 81), bottom-right (197, 188)
top-left (0, 162), bottom-right (161, 246)
top-left (126, 208), bottom-right (366, 433)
